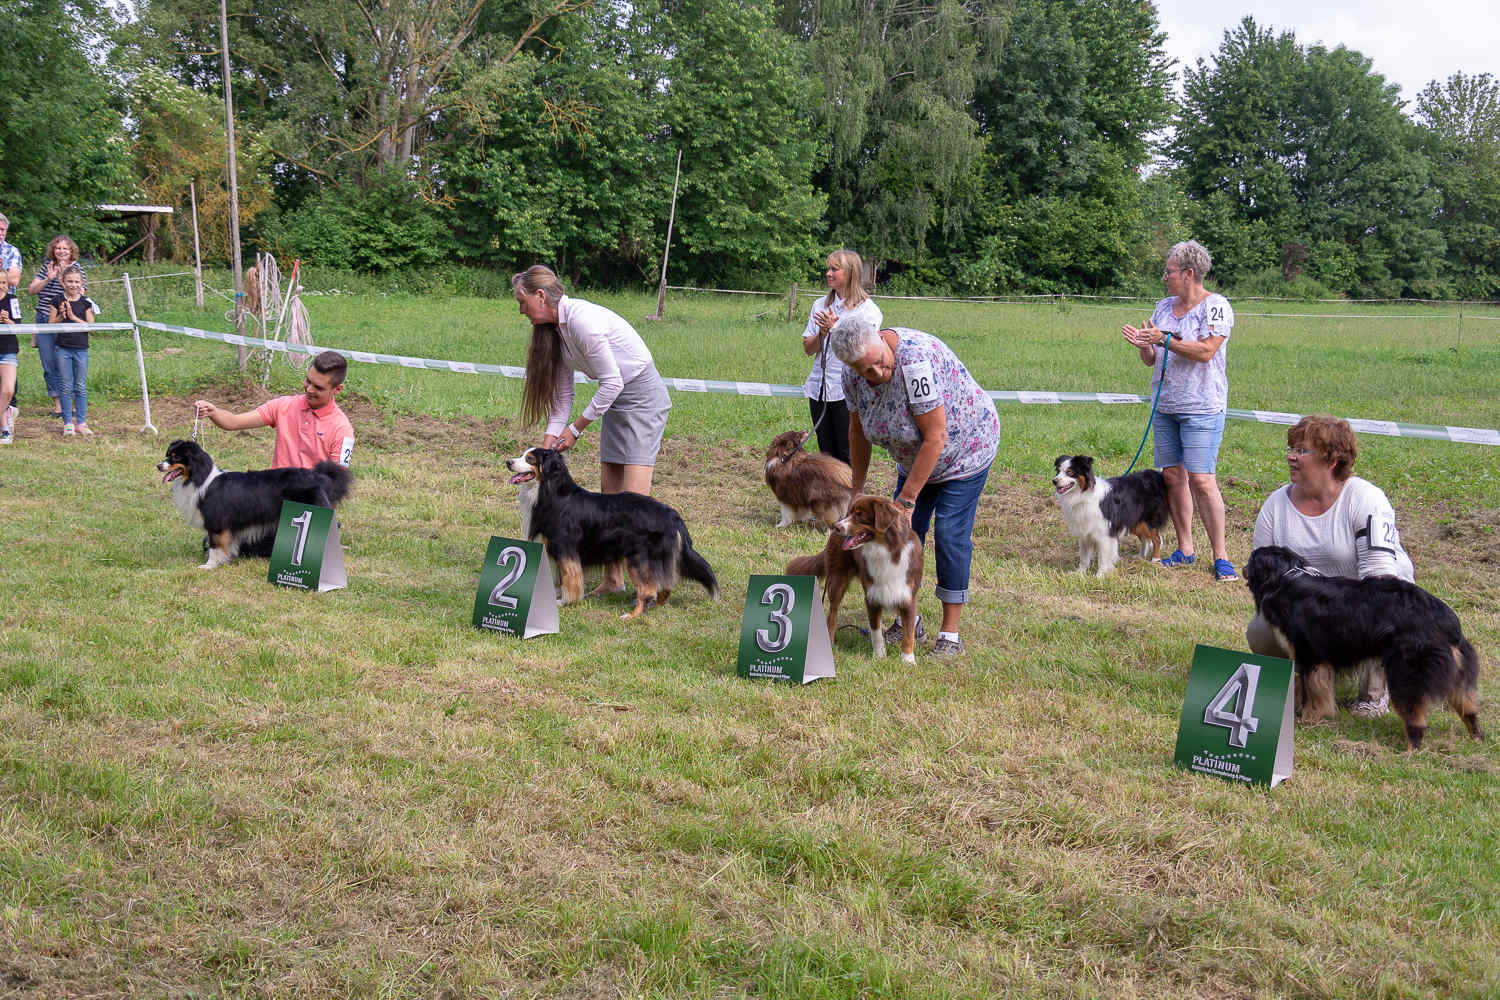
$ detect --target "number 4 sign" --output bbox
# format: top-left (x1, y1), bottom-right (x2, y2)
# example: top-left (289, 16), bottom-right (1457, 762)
top-left (1174, 645), bottom-right (1295, 787)
top-left (472, 536), bottom-right (559, 639)
top-left (736, 574), bottom-right (835, 684)
top-left (267, 501), bottom-right (347, 591)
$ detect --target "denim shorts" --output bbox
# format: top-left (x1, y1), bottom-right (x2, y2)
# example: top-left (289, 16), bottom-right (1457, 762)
top-left (1153, 410), bottom-right (1225, 474)
top-left (0, 353), bottom-right (16, 366)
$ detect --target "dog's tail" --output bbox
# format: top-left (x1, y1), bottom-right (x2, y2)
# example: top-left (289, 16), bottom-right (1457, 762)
top-left (678, 526), bottom-right (719, 599)
top-left (313, 461), bottom-right (354, 506)
top-left (785, 550), bottom-right (827, 579)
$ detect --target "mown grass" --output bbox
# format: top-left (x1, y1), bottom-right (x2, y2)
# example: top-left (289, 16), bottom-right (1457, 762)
top-left (1, 278), bottom-right (1497, 997)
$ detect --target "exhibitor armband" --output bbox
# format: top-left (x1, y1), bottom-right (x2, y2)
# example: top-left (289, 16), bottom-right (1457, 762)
top-left (1354, 512), bottom-right (1398, 556)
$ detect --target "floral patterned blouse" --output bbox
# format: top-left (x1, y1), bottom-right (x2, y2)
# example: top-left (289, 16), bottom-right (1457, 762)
top-left (842, 327), bottom-right (999, 483)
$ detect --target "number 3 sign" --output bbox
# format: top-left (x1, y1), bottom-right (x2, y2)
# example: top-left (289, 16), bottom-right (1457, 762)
top-left (472, 536), bottom-right (559, 639)
top-left (1174, 645), bottom-right (1294, 787)
top-left (736, 574), bottom-right (835, 684)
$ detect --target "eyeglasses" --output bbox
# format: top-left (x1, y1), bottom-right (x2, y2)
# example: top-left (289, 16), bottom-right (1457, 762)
top-left (1162, 267), bottom-right (1182, 277)
top-left (1285, 447), bottom-right (1317, 457)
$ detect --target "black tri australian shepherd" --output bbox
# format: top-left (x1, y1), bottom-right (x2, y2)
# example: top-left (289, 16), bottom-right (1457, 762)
top-left (1052, 455), bottom-right (1170, 576)
top-left (1245, 545), bottom-right (1483, 750)
top-left (158, 439), bottom-right (352, 569)
top-left (505, 447), bottom-right (718, 619)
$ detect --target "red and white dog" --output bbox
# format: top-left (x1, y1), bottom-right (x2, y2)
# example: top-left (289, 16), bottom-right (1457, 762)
top-left (786, 495), bottom-right (923, 663)
top-left (763, 429), bottom-right (854, 529)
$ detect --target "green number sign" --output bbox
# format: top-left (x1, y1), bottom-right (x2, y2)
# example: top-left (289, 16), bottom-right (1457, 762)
top-left (472, 536), bottom-right (558, 639)
top-left (736, 574), bottom-right (835, 684)
top-left (267, 501), bottom-right (346, 592)
top-left (1174, 645), bottom-right (1294, 787)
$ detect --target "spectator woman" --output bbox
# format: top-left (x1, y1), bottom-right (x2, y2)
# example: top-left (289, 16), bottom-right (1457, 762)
top-left (513, 264), bottom-right (672, 596)
top-left (27, 235), bottom-right (86, 422)
top-left (800, 250), bottom-right (882, 464)
top-left (828, 315), bottom-right (1000, 656)
top-left (1121, 239), bottom-right (1237, 582)
top-left (1247, 415), bottom-right (1412, 717)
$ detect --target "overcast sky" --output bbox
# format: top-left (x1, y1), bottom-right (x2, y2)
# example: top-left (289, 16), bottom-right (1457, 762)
top-left (1152, 0), bottom-right (1498, 108)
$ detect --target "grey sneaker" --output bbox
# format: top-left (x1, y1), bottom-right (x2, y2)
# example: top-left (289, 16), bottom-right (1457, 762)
top-left (1349, 692), bottom-right (1390, 719)
top-left (0, 429), bottom-right (10, 444)
top-left (883, 615), bottom-right (925, 646)
top-left (930, 636), bottom-right (965, 656)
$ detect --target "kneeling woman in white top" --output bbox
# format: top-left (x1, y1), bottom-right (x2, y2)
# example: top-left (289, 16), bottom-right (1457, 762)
top-left (513, 264), bottom-right (672, 593)
top-left (1247, 414), bottom-right (1413, 717)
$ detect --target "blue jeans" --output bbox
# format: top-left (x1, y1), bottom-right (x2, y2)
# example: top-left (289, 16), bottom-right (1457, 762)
top-left (34, 331), bottom-right (62, 399)
top-left (894, 464), bottom-right (991, 604)
top-left (1153, 411), bottom-right (1225, 474)
top-left (55, 345), bottom-right (88, 424)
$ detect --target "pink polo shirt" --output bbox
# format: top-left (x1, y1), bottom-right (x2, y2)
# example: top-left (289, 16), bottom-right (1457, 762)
top-left (255, 394), bottom-right (355, 469)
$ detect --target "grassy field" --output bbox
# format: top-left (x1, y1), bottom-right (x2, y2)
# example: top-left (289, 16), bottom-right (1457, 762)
top-left (2, 273), bottom-right (1498, 997)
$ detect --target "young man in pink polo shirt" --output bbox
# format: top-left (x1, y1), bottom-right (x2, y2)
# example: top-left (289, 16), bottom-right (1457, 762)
top-left (194, 350), bottom-right (355, 468)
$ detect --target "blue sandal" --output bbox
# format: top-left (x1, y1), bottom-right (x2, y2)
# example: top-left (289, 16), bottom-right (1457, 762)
top-left (1213, 558), bottom-right (1239, 582)
top-left (1158, 548), bottom-right (1196, 568)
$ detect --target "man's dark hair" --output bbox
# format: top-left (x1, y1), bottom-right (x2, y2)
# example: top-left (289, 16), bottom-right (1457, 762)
top-left (310, 350), bottom-right (348, 386)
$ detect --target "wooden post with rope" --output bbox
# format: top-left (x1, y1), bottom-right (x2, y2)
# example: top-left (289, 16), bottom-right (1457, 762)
top-left (190, 181), bottom-right (204, 309)
top-left (787, 283), bottom-right (797, 322)
top-left (646, 149), bottom-right (681, 321)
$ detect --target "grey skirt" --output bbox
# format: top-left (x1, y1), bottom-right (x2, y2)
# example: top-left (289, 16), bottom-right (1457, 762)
top-left (598, 365), bottom-right (671, 466)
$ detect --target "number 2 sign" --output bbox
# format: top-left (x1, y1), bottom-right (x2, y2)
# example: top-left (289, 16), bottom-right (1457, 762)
top-left (1174, 645), bottom-right (1294, 787)
top-left (736, 574), bottom-right (835, 684)
top-left (472, 536), bottom-right (559, 639)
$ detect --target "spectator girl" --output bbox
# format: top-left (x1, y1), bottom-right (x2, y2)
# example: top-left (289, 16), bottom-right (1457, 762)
top-left (27, 235), bottom-right (86, 423)
top-left (48, 267), bottom-right (96, 435)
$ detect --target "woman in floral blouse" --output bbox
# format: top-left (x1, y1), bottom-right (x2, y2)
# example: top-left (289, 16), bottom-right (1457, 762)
top-left (828, 315), bottom-right (1000, 657)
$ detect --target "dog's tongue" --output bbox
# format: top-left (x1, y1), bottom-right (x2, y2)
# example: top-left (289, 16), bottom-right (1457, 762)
top-left (840, 532), bottom-right (870, 550)
top-left (162, 469), bottom-right (180, 484)
top-left (1055, 482), bottom-right (1073, 494)
top-left (509, 472), bottom-right (534, 485)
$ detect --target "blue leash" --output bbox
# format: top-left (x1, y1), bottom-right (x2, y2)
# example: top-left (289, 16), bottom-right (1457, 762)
top-left (1122, 331), bottom-right (1170, 475)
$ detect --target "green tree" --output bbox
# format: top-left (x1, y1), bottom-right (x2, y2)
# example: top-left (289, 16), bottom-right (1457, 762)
top-left (128, 65), bottom-right (273, 264)
top-left (645, 0), bottom-right (826, 285)
top-left (950, 0), bottom-right (1173, 292)
top-left (0, 0), bottom-right (134, 256)
top-left (1415, 72), bottom-right (1500, 298)
top-left (785, 0), bottom-right (1011, 271)
top-left (1172, 17), bottom-right (1444, 297)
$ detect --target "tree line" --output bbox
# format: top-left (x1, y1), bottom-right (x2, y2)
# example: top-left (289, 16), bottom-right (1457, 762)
top-left (2, 0), bottom-right (1496, 299)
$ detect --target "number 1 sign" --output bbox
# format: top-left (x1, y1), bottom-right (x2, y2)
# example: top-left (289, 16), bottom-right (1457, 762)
top-left (736, 574), bottom-right (835, 684)
top-left (1174, 645), bottom-right (1294, 787)
top-left (472, 536), bottom-right (559, 639)
top-left (268, 501), bottom-right (346, 591)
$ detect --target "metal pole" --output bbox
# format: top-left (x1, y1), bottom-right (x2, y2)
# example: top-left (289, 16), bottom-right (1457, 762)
top-left (123, 273), bottom-right (157, 434)
top-left (190, 180), bottom-right (204, 309)
top-left (219, 0), bottom-right (246, 368)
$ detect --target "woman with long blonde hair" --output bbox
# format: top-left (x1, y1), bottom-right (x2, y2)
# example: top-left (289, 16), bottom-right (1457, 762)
top-left (800, 250), bottom-right (881, 464)
top-left (513, 264), bottom-right (673, 596)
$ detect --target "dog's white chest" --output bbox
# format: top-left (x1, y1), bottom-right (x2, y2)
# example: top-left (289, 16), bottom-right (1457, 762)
top-left (171, 482), bottom-right (206, 529)
top-left (862, 543), bottom-right (912, 608)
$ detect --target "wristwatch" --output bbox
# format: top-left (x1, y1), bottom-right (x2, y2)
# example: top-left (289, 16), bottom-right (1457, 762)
top-left (898, 497), bottom-right (916, 511)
